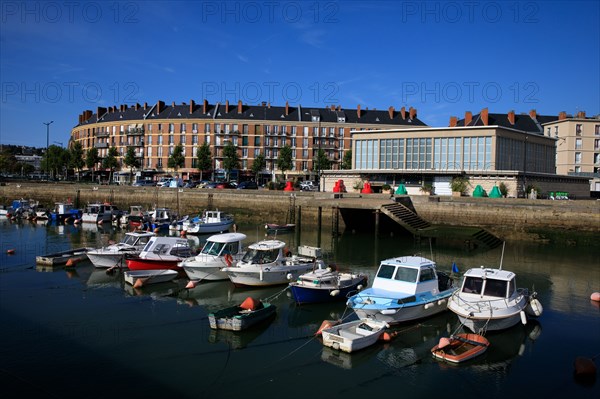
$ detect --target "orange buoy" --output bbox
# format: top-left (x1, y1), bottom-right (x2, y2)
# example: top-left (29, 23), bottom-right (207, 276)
top-left (65, 258), bottom-right (79, 267)
top-left (591, 292), bottom-right (600, 302)
top-left (7, 249), bottom-right (16, 255)
top-left (574, 356), bottom-right (597, 381)
top-left (185, 280), bottom-right (198, 289)
top-left (133, 278), bottom-right (145, 288)
top-left (437, 337), bottom-right (452, 349)
top-left (315, 319), bottom-right (340, 336)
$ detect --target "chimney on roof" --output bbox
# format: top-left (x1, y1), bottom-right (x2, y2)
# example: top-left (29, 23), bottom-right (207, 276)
top-left (558, 111), bottom-right (567, 120)
top-left (143, 102), bottom-right (148, 110)
top-left (577, 110), bottom-right (586, 118)
top-left (134, 103), bottom-right (140, 111)
top-left (481, 108), bottom-right (489, 125)
top-left (357, 104), bottom-right (361, 119)
top-left (157, 101), bottom-right (164, 114)
top-left (78, 114), bottom-right (83, 124)
top-left (171, 101), bottom-right (175, 107)
top-left (203, 99), bottom-right (208, 114)
top-left (529, 109), bottom-right (537, 120)
top-left (449, 116), bottom-right (457, 127)
top-left (400, 106), bottom-right (406, 120)
top-left (189, 99), bottom-right (195, 114)
top-left (123, 104), bottom-right (128, 111)
top-left (237, 100), bottom-right (243, 114)
top-left (285, 101), bottom-right (289, 116)
top-left (267, 102), bottom-right (271, 108)
top-left (465, 111), bottom-right (473, 126)
top-left (225, 100), bottom-right (229, 113)
top-left (97, 106), bottom-right (106, 118)
top-left (507, 110), bottom-right (515, 125)
top-left (388, 106), bottom-right (395, 120)
top-left (330, 104), bottom-right (335, 111)
top-left (409, 107), bottom-right (416, 120)
top-left (83, 110), bottom-right (92, 120)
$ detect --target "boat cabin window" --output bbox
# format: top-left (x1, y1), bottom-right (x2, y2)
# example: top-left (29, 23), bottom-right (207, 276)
top-left (376, 264), bottom-right (396, 279)
top-left (483, 279), bottom-right (508, 298)
top-left (462, 276), bottom-right (484, 294)
top-left (152, 244), bottom-right (171, 255)
top-left (242, 248), bottom-right (279, 264)
top-left (171, 245), bottom-right (192, 257)
top-left (508, 279), bottom-right (516, 296)
top-left (419, 267), bottom-right (436, 282)
top-left (394, 266), bottom-right (419, 283)
top-left (122, 235), bottom-right (142, 246)
top-left (227, 242), bottom-right (239, 255)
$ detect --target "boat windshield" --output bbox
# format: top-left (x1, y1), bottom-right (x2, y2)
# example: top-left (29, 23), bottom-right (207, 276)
top-left (394, 266), bottom-right (419, 283)
top-left (201, 241), bottom-right (226, 256)
top-left (242, 248), bottom-right (279, 264)
top-left (462, 276), bottom-right (484, 294)
top-left (482, 279), bottom-right (508, 298)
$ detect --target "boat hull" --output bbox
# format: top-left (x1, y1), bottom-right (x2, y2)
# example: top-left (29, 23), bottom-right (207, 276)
top-left (431, 333), bottom-right (490, 363)
top-left (225, 264), bottom-right (316, 287)
top-left (321, 319), bottom-right (388, 353)
top-left (208, 303), bottom-right (277, 331)
top-left (35, 247), bottom-right (92, 266)
top-left (124, 270), bottom-right (178, 286)
top-left (290, 276), bottom-right (367, 305)
top-left (185, 220), bottom-right (234, 235)
top-left (126, 258), bottom-right (183, 271)
top-left (350, 289), bottom-right (455, 325)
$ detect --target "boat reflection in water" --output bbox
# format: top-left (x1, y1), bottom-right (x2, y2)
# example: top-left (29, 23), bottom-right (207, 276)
top-left (177, 280), bottom-right (283, 312)
top-left (208, 315), bottom-right (275, 349)
top-left (123, 280), bottom-right (184, 299)
top-left (321, 344), bottom-right (385, 370)
top-left (86, 268), bottom-right (123, 289)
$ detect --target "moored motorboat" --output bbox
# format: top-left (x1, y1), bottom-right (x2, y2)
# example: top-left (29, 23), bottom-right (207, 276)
top-left (221, 241), bottom-right (325, 287)
top-left (265, 223), bottom-right (295, 233)
top-left (346, 256), bottom-right (456, 325)
top-left (82, 202), bottom-right (121, 224)
top-left (124, 269), bottom-right (179, 287)
top-left (447, 265), bottom-right (543, 333)
top-left (289, 267), bottom-right (367, 304)
top-left (87, 231), bottom-right (155, 268)
top-left (179, 232), bottom-right (247, 283)
top-left (208, 296), bottom-right (277, 331)
top-left (182, 209), bottom-right (234, 235)
top-left (431, 333), bottom-right (490, 363)
top-left (126, 236), bottom-right (193, 271)
top-left (320, 318), bottom-right (389, 353)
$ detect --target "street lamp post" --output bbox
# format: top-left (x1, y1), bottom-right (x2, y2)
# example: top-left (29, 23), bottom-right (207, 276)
top-left (43, 121), bottom-right (54, 178)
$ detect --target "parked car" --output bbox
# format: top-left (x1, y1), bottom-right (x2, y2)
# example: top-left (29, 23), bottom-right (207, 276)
top-left (216, 181), bottom-right (236, 189)
top-left (132, 180), bottom-right (155, 187)
top-left (156, 178), bottom-right (172, 187)
top-left (237, 181), bottom-right (258, 190)
top-left (197, 180), bottom-right (213, 188)
top-left (300, 181), bottom-right (316, 191)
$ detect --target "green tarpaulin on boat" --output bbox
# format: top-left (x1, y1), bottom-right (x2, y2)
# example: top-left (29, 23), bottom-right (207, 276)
top-left (472, 185), bottom-right (486, 197)
top-left (489, 186), bottom-right (502, 198)
top-left (395, 184), bottom-right (408, 195)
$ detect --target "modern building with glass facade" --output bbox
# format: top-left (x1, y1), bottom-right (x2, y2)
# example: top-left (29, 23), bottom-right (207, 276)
top-left (324, 108), bottom-right (590, 198)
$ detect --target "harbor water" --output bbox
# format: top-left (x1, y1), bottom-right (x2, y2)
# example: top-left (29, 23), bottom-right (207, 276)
top-left (0, 218), bottom-right (599, 399)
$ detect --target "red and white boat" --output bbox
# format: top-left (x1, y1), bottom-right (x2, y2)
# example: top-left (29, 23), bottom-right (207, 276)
top-left (126, 236), bottom-right (193, 271)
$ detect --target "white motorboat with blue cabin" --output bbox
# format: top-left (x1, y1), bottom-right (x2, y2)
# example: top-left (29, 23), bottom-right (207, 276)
top-left (346, 256), bottom-right (456, 325)
top-left (182, 209), bottom-right (234, 235)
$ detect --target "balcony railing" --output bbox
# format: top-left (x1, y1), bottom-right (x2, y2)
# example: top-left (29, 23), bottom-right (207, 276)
top-left (127, 128), bottom-right (145, 135)
top-left (95, 131), bottom-right (109, 137)
top-left (94, 142), bottom-right (108, 148)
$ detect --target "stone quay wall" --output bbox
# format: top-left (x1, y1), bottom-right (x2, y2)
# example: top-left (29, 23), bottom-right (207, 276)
top-left (1, 183), bottom-right (598, 242)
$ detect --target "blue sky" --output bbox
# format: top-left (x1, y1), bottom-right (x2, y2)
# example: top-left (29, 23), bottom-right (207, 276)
top-left (1, 0), bottom-right (599, 148)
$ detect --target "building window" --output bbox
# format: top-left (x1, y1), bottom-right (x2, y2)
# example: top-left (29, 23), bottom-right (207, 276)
top-left (215, 124), bottom-right (221, 133)
top-left (595, 139), bottom-right (600, 150)
top-left (254, 136), bottom-right (260, 146)
top-left (595, 125), bottom-right (600, 135)
top-left (169, 123), bottom-right (174, 133)
top-left (205, 123), bottom-right (210, 133)
top-left (242, 136), bottom-right (248, 146)
top-left (180, 123), bottom-right (186, 133)
top-left (291, 126), bottom-right (297, 136)
top-left (575, 138), bottom-right (582, 149)
top-left (575, 152), bottom-right (582, 164)
top-left (575, 166), bottom-right (581, 173)
top-left (158, 123), bottom-right (162, 132)
top-left (594, 153), bottom-right (600, 165)
top-left (243, 124), bottom-right (248, 134)
top-left (254, 148), bottom-right (260, 157)
top-left (576, 124), bottom-right (582, 135)
top-left (192, 123), bottom-right (198, 133)
top-left (242, 148), bottom-right (248, 158)
top-left (192, 135), bottom-right (198, 145)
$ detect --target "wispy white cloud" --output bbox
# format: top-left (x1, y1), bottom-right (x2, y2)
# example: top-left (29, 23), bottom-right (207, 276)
top-left (237, 54), bottom-right (248, 63)
top-left (164, 67), bottom-right (175, 73)
top-left (299, 29), bottom-right (326, 48)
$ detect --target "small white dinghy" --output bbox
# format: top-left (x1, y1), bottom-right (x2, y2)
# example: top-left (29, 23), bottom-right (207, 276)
top-left (320, 319), bottom-right (389, 353)
top-left (124, 269), bottom-right (179, 288)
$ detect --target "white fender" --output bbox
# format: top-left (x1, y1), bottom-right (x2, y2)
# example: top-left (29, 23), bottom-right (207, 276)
top-left (520, 310), bottom-right (527, 325)
top-left (380, 309), bottom-right (397, 315)
top-left (330, 289), bottom-right (340, 297)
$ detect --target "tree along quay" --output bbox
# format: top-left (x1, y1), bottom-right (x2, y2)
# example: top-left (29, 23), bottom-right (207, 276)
top-left (0, 182), bottom-right (598, 246)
